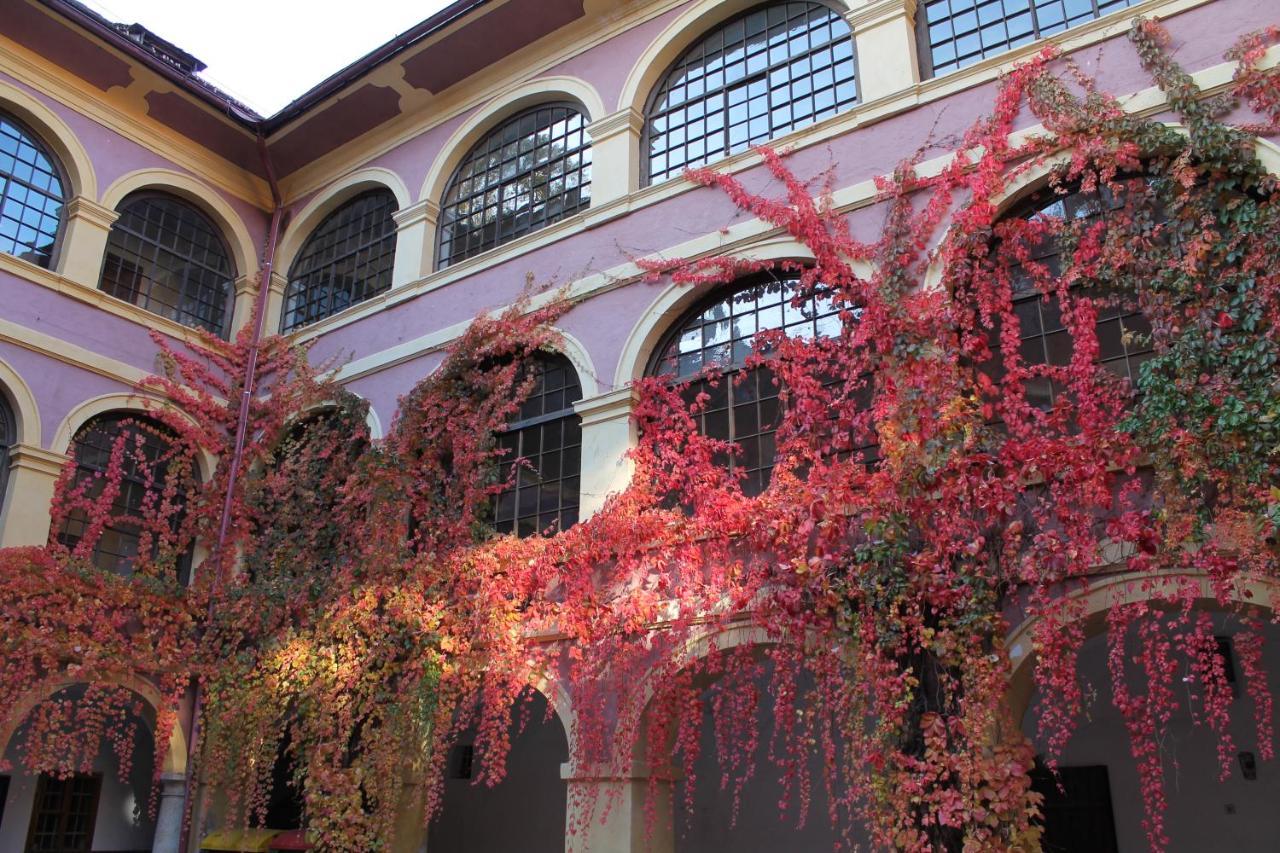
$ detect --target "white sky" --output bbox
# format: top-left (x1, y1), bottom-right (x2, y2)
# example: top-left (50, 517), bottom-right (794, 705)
top-left (79, 0), bottom-right (456, 116)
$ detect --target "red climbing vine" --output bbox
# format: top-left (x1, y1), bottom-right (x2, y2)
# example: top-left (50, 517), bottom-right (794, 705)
top-left (0, 18), bottom-right (1277, 852)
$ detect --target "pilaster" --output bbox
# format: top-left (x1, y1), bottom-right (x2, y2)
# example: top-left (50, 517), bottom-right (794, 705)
top-left (846, 0), bottom-right (921, 102)
top-left (262, 270), bottom-right (289, 335)
top-left (586, 108), bottom-right (644, 206)
top-left (573, 387), bottom-right (638, 520)
top-left (0, 444), bottom-right (70, 548)
top-left (392, 199), bottom-right (441, 287)
top-left (562, 763), bottom-right (677, 853)
top-left (149, 773), bottom-right (187, 853)
top-left (56, 196), bottom-right (118, 288)
top-left (229, 274), bottom-right (258, 335)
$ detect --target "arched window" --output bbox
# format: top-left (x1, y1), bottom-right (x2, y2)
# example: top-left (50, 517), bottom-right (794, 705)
top-left (281, 189), bottom-right (398, 332)
top-left (57, 412), bottom-right (192, 581)
top-left (0, 391), bottom-right (14, 515)
top-left (437, 104), bottom-right (591, 268)
top-left (643, 2), bottom-right (857, 186)
top-left (100, 192), bottom-right (235, 337)
top-left (991, 181), bottom-right (1154, 409)
top-left (918, 0), bottom-right (1139, 78)
top-left (494, 353), bottom-right (583, 537)
top-left (649, 273), bottom-right (840, 495)
top-left (0, 109), bottom-right (66, 268)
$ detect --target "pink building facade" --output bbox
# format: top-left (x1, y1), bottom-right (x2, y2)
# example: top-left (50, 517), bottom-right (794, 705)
top-left (1, 0), bottom-right (1278, 850)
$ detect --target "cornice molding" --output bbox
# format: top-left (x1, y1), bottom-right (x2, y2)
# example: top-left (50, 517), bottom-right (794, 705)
top-left (7, 443), bottom-right (71, 477)
top-left (63, 195), bottom-right (119, 230)
top-left (0, 34), bottom-right (269, 208)
top-left (586, 107), bottom-right (643, 141)
top-left (574, 387), bottom-right (638, 427)
top-left (0, 253), bottom-right (212, 347)
top-left (392, 199), bottom-right (441, 229)
top-left (845, 0), bottom-right (918, 31)
top-left (274, 0), bottom-right (689, 203)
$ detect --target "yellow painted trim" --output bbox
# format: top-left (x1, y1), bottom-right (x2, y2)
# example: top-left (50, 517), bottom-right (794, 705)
top-left (275, 0), bottom-right (688, 203)
top-left (0, 78), bottom-right (97, 199)
top-left (416, 74), bottom-right (609, 206)
top-left (611, 237), bottom-right (821, 389)
top-left (0, 673), bottom-right (190, 775)
top-left (0, 25), bottom-right (269, 208)
top-left (1004, 570), bottom-right (1280, 721)
top-left (0, 355), bottom-right (42, 446)
top-left (276, 166), bottom-right (413, 280)
top-left (100, 168), bottom-right (260, 279)
top-left (554, 329), bottom-right (602, 399)
top-left (0, 314), bottom-right (150, 389)
top-left (0, 252), bottom-right (226, 351)
top-left (51, 391), bottom-right (217, 482)
top-left (297, 0), bottom-right (1243, 352)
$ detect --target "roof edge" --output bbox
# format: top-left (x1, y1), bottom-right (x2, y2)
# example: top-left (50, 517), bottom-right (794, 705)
top-left (38, 0), bottom-right (494, 135)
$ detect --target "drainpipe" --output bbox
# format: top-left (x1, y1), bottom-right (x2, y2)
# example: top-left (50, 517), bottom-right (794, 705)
top-left (176, 133), bottom-right (284, 853)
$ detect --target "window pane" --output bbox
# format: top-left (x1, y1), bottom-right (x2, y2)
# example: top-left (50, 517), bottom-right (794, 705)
top-left (921, 0), bottom-right (1140, 77)
top-left (0, 393), bottom-right (12, 518)
top-left (56, 413), bottom-right (192, 580)
top-left (645, 3), bottom-right (858, 185)
top-left (438, 105), bottom-right (592, 268)
top-left (0, 110), bottom-right (65, 268)
top-left (282, 189), bottom-right (398, 332)
top-left (101, 193), bottom-right (234, 337)
top-left (493, 353), bottom-right (584, 537)
top-left (650, 274), bottom-right (840, 490)
top-left (995, 182), bottom-right (1153, 409)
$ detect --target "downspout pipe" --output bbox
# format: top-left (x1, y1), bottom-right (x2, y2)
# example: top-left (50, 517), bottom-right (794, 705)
top-left (178, 133), bottom-right (284, 853)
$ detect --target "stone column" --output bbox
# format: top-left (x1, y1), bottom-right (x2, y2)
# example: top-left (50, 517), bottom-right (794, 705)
top-left (573, 387), bottom-right (637, 521)
top-left (846, 0), bottom-right (921, 103)
top-left (150, 773), bottom-right (187, 853)
top-left (56, 196), bottom-right (118, 288)
top-left (585, 109), bottom-right (643, 206)
top-left (563, 763), bottom-right (676, 853)
top-left (0, 444), bottom-right (69, 547)
top-left (392, 199), bottom-right (441, 287)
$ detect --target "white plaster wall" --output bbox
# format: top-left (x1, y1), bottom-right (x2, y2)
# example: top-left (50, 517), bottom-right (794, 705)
top-left (673, 667), bottom-right (868, 853)
top-left (1022, 614), bottom-right (1280, 852)
top-left (428, 692), bottom-right (569, 853)
top-left (0, 717), bottom-right (157, 852)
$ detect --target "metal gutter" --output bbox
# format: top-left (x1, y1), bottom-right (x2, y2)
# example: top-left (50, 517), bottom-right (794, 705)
top-left (176, 133), bottom-right (286, 853)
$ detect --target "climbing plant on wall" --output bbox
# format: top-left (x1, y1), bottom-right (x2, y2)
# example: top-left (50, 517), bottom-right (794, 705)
top-left (0, 18), bottom-right (1277, 853)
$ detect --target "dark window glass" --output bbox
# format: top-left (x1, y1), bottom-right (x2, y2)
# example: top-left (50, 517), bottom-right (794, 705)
top-left (57, 413), bottom-right (192, 581)
top-left (437, 104), bottom-right (592, 268)
top-left (0, 392), bottom-right (12, 516)
top-left (25, 773), bottom-right (101, 853)
top-left (919, 0), bottom-right (1139, 78)
top-left (0, 110), bottom-right (65, 268)
top-left (281, 189), bottom-right (398, 332)
top-left (650, 274), bottom-right (840, 495)
top-left (1029, 763), bottom-right (1119, 853)
top-left (494, 353), bottom-right (583, 537)
top-left (644, 2), bottom-right (857, 186)
top-left (100, 193), bottom-right (235, 337)
top-left (989, 183), bottom-right (1154, 410)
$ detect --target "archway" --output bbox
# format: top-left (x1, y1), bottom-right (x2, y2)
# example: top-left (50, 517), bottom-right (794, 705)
top-left (0, 683), bottom-right (171, 852)
top-left (428, 687), bottom-right (570, 852)
top-left (622, 627), bottom-right (866, 853)
top-left (1010, 576), bottom-right (1280, 852)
